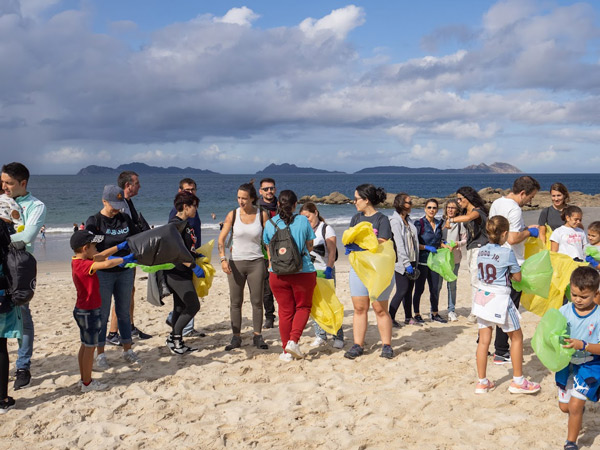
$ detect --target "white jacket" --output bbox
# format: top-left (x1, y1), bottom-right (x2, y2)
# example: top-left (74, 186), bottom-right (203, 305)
top-left (390, 211), bottom-right (419, 274)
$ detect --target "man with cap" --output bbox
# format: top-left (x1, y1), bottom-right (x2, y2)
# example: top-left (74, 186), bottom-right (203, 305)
top-left (85, 185), bottom-right (142, 368)
top-left (1, 162), bottom-right (46, 390)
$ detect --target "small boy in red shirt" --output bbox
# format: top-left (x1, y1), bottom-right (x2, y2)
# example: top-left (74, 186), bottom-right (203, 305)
top-left (70, 230), bottom-right (135, 392)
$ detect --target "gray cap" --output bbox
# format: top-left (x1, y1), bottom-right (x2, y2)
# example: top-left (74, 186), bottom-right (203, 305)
top-left (102, 185), bottom-right (127, 211)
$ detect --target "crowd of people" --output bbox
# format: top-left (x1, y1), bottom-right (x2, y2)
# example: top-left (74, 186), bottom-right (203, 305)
top-left (0, 165), bottom-right (599, 450)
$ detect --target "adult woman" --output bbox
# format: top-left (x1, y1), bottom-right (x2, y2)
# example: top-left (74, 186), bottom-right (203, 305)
top-left (218, 183), bottom-right (269, 351)
top-left (538, 182), bottom-right (569, 244)
top-left (389, 193), bottom-right (420, 327)
top-left (299, 202), bottom-right (343, 349)
top-left (440, 200), bottom-right (467, 322)
top-left (263, 190), bottom-right (316, 361)
top-left (413, 199), bottom-right (446, 323)
top-left (85, 185), bottom-right (141, 367)
top-left (344, 184), bottom-right (394, 359)
top-left (165, 191), bottom-right (204, 355)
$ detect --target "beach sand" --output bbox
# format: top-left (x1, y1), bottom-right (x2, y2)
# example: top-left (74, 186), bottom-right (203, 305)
top-left (1, 210), bottom-right (599, 449)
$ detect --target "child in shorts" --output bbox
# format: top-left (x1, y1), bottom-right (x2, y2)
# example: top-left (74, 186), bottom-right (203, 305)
top-left (556, 267), bottom-right (600, 450)
top-left (473, 216), bottom-right (541, 395)
top-left (70, 230), bottom-right (135, 392)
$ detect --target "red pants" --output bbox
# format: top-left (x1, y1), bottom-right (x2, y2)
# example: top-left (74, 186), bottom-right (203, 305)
top-left (269, 272), bottom-right (316, 351)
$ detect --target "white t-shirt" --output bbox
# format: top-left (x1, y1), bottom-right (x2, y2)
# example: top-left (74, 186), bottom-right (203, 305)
top-left (309, 222), bottom-right (336, 271)
top-left (550, 226), bottom-right (588, 260)
top-left (489, 197), bottom-right (525, 264)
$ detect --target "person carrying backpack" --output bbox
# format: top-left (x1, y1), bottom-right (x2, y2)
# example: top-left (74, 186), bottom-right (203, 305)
top-left (262, 190), bottom-right (316, 362)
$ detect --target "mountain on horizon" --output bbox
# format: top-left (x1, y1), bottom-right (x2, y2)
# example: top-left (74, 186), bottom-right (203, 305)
top-left (256, 163), bottom-right (345, 174)
top-left (354, 162), bottom-right (522, 174)
top-left (77, 162), bottom-right (219, 176)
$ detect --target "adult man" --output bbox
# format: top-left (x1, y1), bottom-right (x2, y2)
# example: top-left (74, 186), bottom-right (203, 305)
top-left (1, 162), bottom-right (46, 390)
top-left (106, 171), bottom-right (152, 345)
top-left (489, 175), bottom-right (541, 364)
top-left (257, 178), bottom-right (277, 328)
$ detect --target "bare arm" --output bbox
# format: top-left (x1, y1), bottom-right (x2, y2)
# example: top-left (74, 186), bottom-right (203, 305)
top-left (325, 236), bottom-right (337, 268)
top-left (510, 271), bottom-right (522, 282)
top-left (93, 245), bottom-right (120, 261)
top-left (446, 210), bottom-right (480, 228)
top-left (539, 226), bottom-right (547, 243)
top-left (551, 241), bottom-right (559, 252)
top-left (507, 229), bottom-right (532, 246)
top-left (217, 211), bottom-right (234, 274)
top-left (306, 239), bottom-right (314, 252)
top-left (91, 256), bottom-right (124, 271)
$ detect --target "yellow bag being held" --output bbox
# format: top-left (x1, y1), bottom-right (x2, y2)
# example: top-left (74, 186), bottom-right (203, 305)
top-left (193, 240), bottom-right (216, 298)
top-left (310, 278), bottom-right (344, 335)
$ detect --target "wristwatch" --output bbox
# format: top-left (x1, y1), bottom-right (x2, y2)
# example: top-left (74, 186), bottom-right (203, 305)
top-left (582, 340), bottom-right (588, 352)
top-left (220, 256), bottom-right (227, 262)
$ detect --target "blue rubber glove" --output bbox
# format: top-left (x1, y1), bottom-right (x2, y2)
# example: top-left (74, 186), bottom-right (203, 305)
top-left (196, 253), bottom-right (206, 259)
top-left (528, 227), bottom-right (539, 238)
top-left (109, 253), bottom-right (136, 267)
top-left (585, 255), bottom-right (599, 268)
top-left (344, 243), bottom-right (366, 255)
top-left (192, 265), bottom-right (205, 278)
top-left (324, 266), bottom-right (334, 279)
top-left (405, 265), bottom-right (414, 275)
top-left (424, 245), bottom-right (437, 253)
top-left (117, 241), bottom-right (129, 251)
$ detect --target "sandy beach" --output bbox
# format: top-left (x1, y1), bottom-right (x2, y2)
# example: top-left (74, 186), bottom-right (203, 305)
top-left (1, 210), bottom-right (599, 449)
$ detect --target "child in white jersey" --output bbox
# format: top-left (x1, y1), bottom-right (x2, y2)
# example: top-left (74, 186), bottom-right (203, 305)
top-left (473, 216), bottom-right (541, 395)
top-left (551, 206), bottom-right (587, 261)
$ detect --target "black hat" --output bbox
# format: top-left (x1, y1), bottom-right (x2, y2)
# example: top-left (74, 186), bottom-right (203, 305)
top-left (70, 230), bottom-right (104, 250)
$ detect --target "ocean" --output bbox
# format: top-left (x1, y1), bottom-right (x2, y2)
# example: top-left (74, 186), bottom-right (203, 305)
top-left (26, 172), bottom-right (600, 262)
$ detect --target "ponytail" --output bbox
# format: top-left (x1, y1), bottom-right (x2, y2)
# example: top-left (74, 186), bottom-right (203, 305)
top-left (277, 190), bottom-right (298, 225)
top-left (356, 184), bottom-right (387, 207)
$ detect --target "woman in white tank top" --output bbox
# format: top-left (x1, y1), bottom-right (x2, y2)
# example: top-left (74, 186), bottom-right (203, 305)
top-left (218, 183), bottom-right (270, 352)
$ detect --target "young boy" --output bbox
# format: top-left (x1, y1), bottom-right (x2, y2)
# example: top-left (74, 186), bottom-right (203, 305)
top-left (70, 230), bottom-right (135, 392)
top-left (584, 221), bottom-right (600, 269)
top-left (557, 266), bottom-right (600, 450)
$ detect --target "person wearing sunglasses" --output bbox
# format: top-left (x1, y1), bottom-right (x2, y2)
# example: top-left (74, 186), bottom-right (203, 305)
top-left (412, 198), bottom-right (447, 324)
top-left (257, 178), bottom-right (278, 329)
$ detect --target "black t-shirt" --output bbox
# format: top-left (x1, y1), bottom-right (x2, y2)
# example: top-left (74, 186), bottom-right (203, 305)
top-left (167, 216), bottom-right (198, 280)
top-left (350, 212), bottom-right (392, 240)
top-left (125, 199), bottom-right (151, 234)
top-left (85, 212), bottom-right (136, 272)
top-left (538, 206), bottom-right (565, 231)
top-left (465, 208), bottom-right (489, 250)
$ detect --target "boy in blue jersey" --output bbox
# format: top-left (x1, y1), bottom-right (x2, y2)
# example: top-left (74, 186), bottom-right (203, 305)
top-left (557, 267), bottom-right (600, 450)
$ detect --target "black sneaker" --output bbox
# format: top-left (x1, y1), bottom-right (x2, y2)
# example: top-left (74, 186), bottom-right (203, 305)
top-left (169, 335), bottom-right (198, 355)
top-left (392, 319), bottom-right (402, 329)
top-left (14, 369), bottom-right (31, 390)
top-left (414, 315), bottom-right (425, 324)
top-left (264, 318), bottom-right (275, 329)
top-left (106, 332), bottom-right (121, 346)
top-left (0, 396), bottom-right (15, 414)
top-left (225, 335), bottom-right (242, 351)
top-left (380, 345), bottom-right (394, 359)
top-left (131, 326), bottom-right (152, 340)
top-left (253, 334), bottom-right (268, 349)
top-left (431, 314), bottom-right (448, 324)
top-left (344, 344), bottom-right (364, 360)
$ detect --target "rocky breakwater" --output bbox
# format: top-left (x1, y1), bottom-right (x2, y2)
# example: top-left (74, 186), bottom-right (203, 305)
top-left (300, 188), bottom-right (600, 210)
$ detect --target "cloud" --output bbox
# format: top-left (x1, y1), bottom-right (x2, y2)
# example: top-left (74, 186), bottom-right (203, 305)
top-left (43, 147), bottom-right (111, 163)
top-left (420, 25), bottom-right (479, 53)
top-left (467, 142), bottom-right (501, 162)
top-left (214, 6), bottom-right (260, 26)
top-left (410, 142), bottom-right (450, 161)
top-left (130, 149), bottom-right (177, 163)
top-left (299, 5), bottom-right (365, 40)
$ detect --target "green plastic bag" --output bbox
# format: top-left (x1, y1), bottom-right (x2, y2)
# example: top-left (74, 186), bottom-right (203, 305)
top-left (586, 246), bottom-right (600, 261)
top-left (511, 250), bottom-right (553, 298)
top-left (124, 262), bottom-right (175, 273)
top-left (427, 248), bottom-right (457, 282)
top-left (531, 308), bottom-right (575, 372)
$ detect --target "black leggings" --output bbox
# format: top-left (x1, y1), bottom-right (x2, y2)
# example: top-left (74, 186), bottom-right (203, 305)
top-left (389, 271), bottom-right (416, 321)
top-left (412, 265), bottom-right (441, 315)
top-left (165, 275), bottom-right (200, 336)
top-left (1, 338), bottom-right (8, 399)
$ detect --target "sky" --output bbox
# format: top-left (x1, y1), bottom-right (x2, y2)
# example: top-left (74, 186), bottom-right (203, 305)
top-left (1, 0), bottom-right (599, 174)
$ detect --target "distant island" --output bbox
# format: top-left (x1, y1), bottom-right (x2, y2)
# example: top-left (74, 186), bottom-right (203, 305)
top-left (256, 163), bottom-right (345, 174)
top-left (355, 162), bottom-right (522, 174)
top-left (77, 162), bottom-right (219, 176)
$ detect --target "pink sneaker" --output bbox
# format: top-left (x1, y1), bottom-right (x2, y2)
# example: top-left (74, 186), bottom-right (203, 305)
top-left (475, 380), bottom-right (496, 394)
top-left (508, 378), bottom-right (541, 394)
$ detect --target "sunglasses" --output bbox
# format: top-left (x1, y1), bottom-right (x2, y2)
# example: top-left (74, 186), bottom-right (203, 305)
top-left (426, 206), bottom-right (438, 210)
top-left (261, 187), bottom-right (275, 192)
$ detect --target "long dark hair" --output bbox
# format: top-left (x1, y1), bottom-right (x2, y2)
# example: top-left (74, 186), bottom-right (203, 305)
top-left (393, 192), bottom-right (411, 215)
top-left (278, 190), bottom-right (298, 225)
top-left (550, 182), bottom-right (570, 205)
top-left (299, 202), bottom-right (326, 223)
top-left (238, 182), bottom-right (258, 205)
top-left (456, 186), bottom-right (488, 215)
top-left (356, 184), bottom-right (386, 206)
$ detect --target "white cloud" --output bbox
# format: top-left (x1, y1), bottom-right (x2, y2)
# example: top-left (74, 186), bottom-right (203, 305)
top-left (431, 121), bottom-right (500, 139)
top-left (214, 7), bottom-right (259, 26)
top-left (299, 5), bottom-right (365, 40)
top-left (386, 124), bottom-right (418, 143)
top-left (196, 144), bottom-right (241, 162)
top-left (43, 147), bottom-right (111, 163)
top-left (410, 142), bottom-right (450, 161)
top-left (467, 142), bottom-right (500, 162)
top-left (130, 149), bottom-right (177, 163)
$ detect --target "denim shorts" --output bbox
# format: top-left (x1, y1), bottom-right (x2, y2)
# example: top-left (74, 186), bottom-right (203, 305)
top-left (73, 307), bottom-right (102, 347)
top-left (349, 267), bottom-right (394, 301)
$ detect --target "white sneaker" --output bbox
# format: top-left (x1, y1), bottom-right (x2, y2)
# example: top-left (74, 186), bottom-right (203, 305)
top-left (332, 339), bottom-right (344, 349)
top-left (279, 352), bottom-right (293, 362)
top-left (448, 311), bottom-right (458, 322)
top-left (285, 340), bottom-right (304, 359)
top-left (310, 337), bottom-right (326, 347)
top-left (95, 353), bottom-right (109, 370)
top-left (81, 379), bottom-right (109, 393)
top-left (123, 349), bottom-right (142, 365)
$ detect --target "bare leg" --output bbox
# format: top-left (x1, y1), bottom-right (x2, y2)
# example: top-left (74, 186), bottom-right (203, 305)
top-left (508, 329), bottom-right (523, 377)
top-left (476, 327), bottom-right (492, 379)
top-left (567, 397), bottom-right (586, 443)
top-left (371, 300), bottom-right (392, 346)
top-left (81, 346), bottom-right (95, 384)
top-left (351, 296), bottom-right (370, 346)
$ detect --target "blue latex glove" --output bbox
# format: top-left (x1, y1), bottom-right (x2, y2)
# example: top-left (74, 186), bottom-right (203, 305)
top-left (528, 227), bottom-right (539, 238)
top-left (192, 265), bottom-right (205, 278)
top-left (424, 245), bottom-right (437, 253)
top-left (585, 255), bottom-right (599, 268)
top-left (344, 243), bottom-right (366, 255)
top-left (110, 253), bottom-right (137, 266)
top-left (196, 253), bottom-right (205, 259)
top-left (117, 241), bottom-right (129, 251)
top-left (405, 265), bottom-right (414, 275)
top-left (324, 266), bottom-right (334, 279)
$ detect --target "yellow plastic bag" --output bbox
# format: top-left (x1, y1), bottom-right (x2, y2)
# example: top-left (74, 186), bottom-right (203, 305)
top-left (193, 240), bottom-right (216, 298)
top-left (310, 278), bottom-right (344, 335)
top-left (524, 236), bottom-right (545, 260)
top-left (544, 224), bottom-right (552, 251)
top-left (342, 222), bottom-right (395, 301)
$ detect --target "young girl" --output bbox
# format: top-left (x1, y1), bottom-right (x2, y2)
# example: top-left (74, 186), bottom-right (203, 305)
top-left (440, 200), bottom-right (467, 322)
top-left (550, 206), bottom-right (587, 261)
top-left (473, 216), bottom-right (541, 395)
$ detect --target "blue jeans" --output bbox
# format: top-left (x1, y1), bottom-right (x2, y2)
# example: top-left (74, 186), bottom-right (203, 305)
top-left (16, 304), bottom-right (34, 370)
top-left (73, 307), bottom-right (102, 347)
top-left (438, 263), bottom-right (460, 313)
top-left (97, 269), bottom-right (134, 347)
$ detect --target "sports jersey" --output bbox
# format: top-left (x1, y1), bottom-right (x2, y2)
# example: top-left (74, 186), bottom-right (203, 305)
top-left (71, 258), bottom-right (101, 310)
top-left (476, 243), bottom-right (520, 287)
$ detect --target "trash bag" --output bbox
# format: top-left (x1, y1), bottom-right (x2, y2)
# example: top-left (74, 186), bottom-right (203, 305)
top-left (531, 308), bottom-right (575, 372)
top-left (524, 236), bottom-right (546, 260)
top-left (193, 240), bottom-right (216, 298)
top-left (127, 222), bottom-right (195, 266)
top-left (512, 250), bottom-right (553, 298)
top-left (342, 222), bottom-right (395, 301)
top-left (5, 241), bottom-right (37, 306)
top-left (124, 262), bottom-right (175, 273)
top-left (585, 246), bottom-right (600, 261)
top-left (427, 248), bottom-right (457, 282)
top-left (310, 278), bottom-right (344, 335)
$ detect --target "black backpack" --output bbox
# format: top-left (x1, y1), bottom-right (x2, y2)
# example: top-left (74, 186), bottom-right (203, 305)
top-left (268, 215), bottom-right (303, 275)
top-left (5, 241), bottom-right (37, 306)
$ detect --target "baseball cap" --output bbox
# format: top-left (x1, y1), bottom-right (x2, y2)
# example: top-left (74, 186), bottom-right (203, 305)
top-left (102, 185), bottom-right (127, 211)
top-left (70, 230), bottom-right (104, 250)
